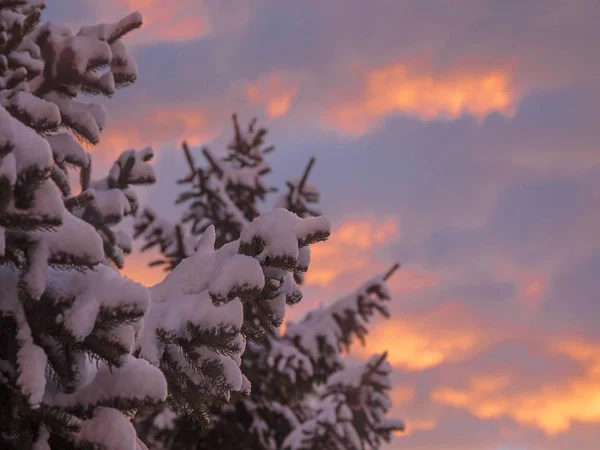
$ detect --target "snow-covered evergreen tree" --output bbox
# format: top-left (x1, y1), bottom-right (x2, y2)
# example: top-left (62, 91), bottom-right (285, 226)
top-left (0, 3), bottom-right (168, 449)
top-left (0, 5), bottom-right (333, 449)
top-left (134, 117), bottom-right (402, 449)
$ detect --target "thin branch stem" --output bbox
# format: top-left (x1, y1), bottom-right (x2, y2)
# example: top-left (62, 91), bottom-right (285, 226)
top-left (383, 263), bottom-right (400, 281)
top-left (298, 157), bottom-right (316, 194)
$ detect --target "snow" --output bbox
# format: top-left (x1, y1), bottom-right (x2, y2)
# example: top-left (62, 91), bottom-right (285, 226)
top-left (378, 417), bottom-right (406, 432)
top-left (50, 356), bottom-right (167, 408)
top-left (115, 229), bottom-right (132, 254)
top-left (16, 338), bottom-right (48, 406)
top-left (239, 208), bottom-right (330, 262)
top-left (240, 373), bottom-right (251, 394)
top-left (47, 264), bottom-right (150, 341)
top-left (141, 290), bottom-right (244, 360)
top-left (209, 253), bottom-right (265, 303)
top-left (5, 297), bottom-right (49, 406)
top-left (267, 338), bottom-right (314, 382)
top-left (44, 210), bottom-right (104, 265)
top-left (296, 246), bottom-right (311, 271)
top-left (5, 177), bottom-right (63, 224)
top-left (89, 189), bottom-right (129, 222)
top-left (199, 346), bottom-right (244, 395)
top-left (78, 407), bottom-right (136, 450)
top-left (0, 152), bottom-right (17, 186)
top-left (46, 132), bottom-right (88, 167)
top-left (0, 107), bottom-right (15, 152)
top-left (45, 32), bottom-right (111, 78)
top-left (45, 92), bottom-right (107, 144)
top-left (5, 91), bottom-right (61, 130)
top-left (138, 234), bottom-right (250, 364)
top-left (282, 271), bottom-right (302, 304)
top-left (32, 425), bottom-right (50, 450)
top-left (78, 11), bottom-right (143, 44)
top-left (107, 147), bottom-right (156, 185)
top-left (64, 297), bottom-right (100, 341)
top-left (8, 49), bottom-right (44, 75)
top-left (152, 408), bottom-right (178, 431)
top-left (6, 106), bottom-right (53, 173)
top-left (98, 70), bottom-right (116, 95)
top-left (22, 210), bottom-right (104, 299)
top-left (110, 39), bottom-right (139, 86)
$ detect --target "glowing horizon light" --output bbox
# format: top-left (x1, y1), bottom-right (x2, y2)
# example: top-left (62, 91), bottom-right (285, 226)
top-left (431, 339), bottom-right (600, 435)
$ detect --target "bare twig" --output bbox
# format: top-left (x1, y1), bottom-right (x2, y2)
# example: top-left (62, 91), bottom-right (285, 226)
top-left (383, 263), bottom-right (400, 281)
top-left (298, 156), bottom-right (316, 194)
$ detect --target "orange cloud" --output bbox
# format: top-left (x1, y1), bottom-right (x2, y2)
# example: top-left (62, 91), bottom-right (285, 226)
top-left (389, 386), bottom-right (436, 439)
top-left (522, 277), bottom-right (546, 306)
top-left (101, 0), bottom-right (209, 43)
top-left (326, 64), bottom-right (517, 134)
top-left (94, 105), bottom-right (216, 163)
top-left (497, 263), bottom-right (549, 307)
top-left (246, 73), bottom-right (299, 119)
top-left (305, 216), bottom-right (400, 287)
top-left (432, 338), bottom-right (600, 435)
top-left (392, 385), bottom-right (416, 406)
top-left (356, 302), bottom-right (497, 371)
top-left (386, 266), bottom-right (439, 297)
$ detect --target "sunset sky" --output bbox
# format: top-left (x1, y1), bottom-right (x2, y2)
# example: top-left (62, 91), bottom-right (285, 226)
top-left (47, 1), bottom-right (600, 449)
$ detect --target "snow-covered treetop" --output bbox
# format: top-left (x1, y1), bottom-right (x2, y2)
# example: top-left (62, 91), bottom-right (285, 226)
top-left (275, 157), bottom-right (321, 219)
top-left (134, 115), bottom-right (324, 277)
top-left (174, 115), bottom-right (279, 250)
